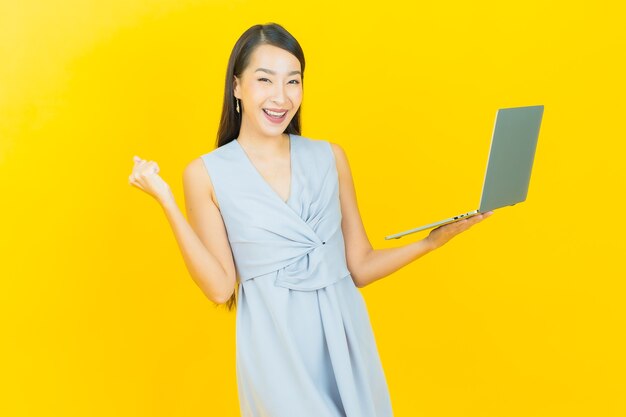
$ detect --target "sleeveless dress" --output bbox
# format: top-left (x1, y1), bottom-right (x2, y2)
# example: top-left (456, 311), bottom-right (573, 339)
top-left (200, 133), bottom-right (394, 417)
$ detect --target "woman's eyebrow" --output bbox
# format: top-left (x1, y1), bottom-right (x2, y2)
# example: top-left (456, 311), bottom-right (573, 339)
top-left (255, 68), bottom-right (302, 76)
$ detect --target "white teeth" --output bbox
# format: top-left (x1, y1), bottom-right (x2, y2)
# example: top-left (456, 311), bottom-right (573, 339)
top-left (264, 109), bottom-right (287, 117)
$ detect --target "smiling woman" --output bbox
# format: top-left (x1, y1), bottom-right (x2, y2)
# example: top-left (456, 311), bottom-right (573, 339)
top-left (191, 23), bottom-right (394, 417)
top-left (128, 20), bottom-right (491, 417)
top-left (188, 23), bottom-right (394, 417)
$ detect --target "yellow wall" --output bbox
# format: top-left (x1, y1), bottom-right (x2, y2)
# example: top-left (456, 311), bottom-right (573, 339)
top-left (2, 0), bottom-right (624, 416)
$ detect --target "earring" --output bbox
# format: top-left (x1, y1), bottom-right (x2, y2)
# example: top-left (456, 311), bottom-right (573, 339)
top-left (236, 98), bottom-right (240, 114)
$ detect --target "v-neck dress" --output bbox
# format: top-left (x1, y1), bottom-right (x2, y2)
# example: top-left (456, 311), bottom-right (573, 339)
top-left (200, 134), bottom-right (394, 417)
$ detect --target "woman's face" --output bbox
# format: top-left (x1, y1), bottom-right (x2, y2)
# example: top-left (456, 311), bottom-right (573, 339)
top-left (234, 44), bottom-right (303, 137)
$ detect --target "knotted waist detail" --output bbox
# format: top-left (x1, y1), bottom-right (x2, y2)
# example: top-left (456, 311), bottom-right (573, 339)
top-left (274, 234), bottom-right (351, 291)
top-left (234, 226), bottom-right (352, 292)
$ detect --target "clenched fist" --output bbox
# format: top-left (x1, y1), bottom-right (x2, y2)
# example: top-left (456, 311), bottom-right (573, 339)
top-left (128, 155), bottom-right (173, 205)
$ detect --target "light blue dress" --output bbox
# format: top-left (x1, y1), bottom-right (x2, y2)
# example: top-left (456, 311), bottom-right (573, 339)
top-left (200, 134), bottom-right (394, 417)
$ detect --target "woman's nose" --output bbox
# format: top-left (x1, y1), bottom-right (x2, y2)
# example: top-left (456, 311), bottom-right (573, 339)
top-left (271, 83), bottom-right (287, 103)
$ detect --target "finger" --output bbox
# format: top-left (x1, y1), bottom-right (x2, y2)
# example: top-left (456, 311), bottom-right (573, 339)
top-left (132, 181), bottom-right (146, 191)
top-left (146, 161), bottom-right (159, 173)
top-left (129, 176), bottom-right (146, 191)
top-left (473, 211), bottom-right (494, 223)
top-left (132, 160), bottom-right (148, 173)
top-left (455, 218), bottom-right (473, 230)
top-left (142, 161), bottom-right (155, 173)
top-left (468, 217), bottom-right (483, 227)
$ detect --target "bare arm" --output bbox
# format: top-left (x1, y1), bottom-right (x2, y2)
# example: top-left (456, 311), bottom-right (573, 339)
top-left (163, 159), bottom-right (237, 303)
top-left (130, 156), bottom-right (236, 304)
top-left (330, 142), bottom-right (492, 288)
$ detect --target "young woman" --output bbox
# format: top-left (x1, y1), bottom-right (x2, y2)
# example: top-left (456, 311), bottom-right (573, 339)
top-left (129, 22), bottom-right (493, 417)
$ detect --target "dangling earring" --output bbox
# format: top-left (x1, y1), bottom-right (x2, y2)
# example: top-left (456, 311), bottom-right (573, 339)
top-left (236, 98), bottom-right (240, 114)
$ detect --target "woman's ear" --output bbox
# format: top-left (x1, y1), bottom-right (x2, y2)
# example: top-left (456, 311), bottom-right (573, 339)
top-left (233, 75), bottom-right (240, 99)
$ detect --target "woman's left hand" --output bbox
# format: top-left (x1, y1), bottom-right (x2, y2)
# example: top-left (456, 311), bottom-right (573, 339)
top-left (425, 211), bottom-right (494, 250)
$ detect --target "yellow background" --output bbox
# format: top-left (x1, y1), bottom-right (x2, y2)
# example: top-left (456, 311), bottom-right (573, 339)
top-left (2, 0), bottom-right (625, 416)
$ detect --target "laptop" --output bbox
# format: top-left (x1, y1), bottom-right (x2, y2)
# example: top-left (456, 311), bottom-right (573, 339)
top-left (385, 104), bottom-right (544, 240)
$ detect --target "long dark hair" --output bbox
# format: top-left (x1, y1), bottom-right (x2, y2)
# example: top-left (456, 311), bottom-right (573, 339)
top-left (215, 23), bottom-right (306, 311)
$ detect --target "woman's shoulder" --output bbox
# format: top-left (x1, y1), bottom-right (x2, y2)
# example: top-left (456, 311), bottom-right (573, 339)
top-left (295, 134), bottom-right (345, 158)
top-left (184, 141), bottom-right (237, 185)
top-left (292, 134), bottom-right (348, 177)
top-left (184, 142), bottom-right (239, 208)
top-left (292, 133), bottom-right (336, 153)
top-left (199, 139), bottom-right (238, 161)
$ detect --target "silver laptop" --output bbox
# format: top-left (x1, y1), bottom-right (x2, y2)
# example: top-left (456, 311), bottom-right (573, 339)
top-left (385, 105), bottom-right (544, 240)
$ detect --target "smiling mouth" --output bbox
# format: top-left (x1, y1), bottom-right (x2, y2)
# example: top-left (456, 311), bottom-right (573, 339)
top-left (263, 109), bottom-right (288, 118)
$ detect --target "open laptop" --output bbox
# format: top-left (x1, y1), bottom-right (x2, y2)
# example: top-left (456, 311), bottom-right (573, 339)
top-left (385, 104), bottom-right (544, 240)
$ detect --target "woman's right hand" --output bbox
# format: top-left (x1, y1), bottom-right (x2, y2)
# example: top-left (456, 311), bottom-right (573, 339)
top-left (425, 211), bottom-right (494, 250)
top-left (128, 155), bottom-right (173, 205)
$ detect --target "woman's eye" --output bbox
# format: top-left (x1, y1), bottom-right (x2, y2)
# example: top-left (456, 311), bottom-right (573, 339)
top-left (257, 78), bottom-right (300, 84)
